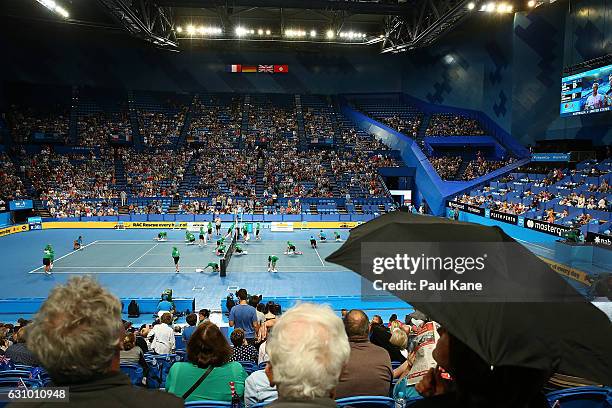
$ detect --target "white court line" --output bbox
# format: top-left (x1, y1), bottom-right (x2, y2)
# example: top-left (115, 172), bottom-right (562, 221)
top-left (32, 265), bottom-right (330, 269)
top-left (127, 243), bottom-right (159, 267)
top-left (313, 248), bottom-right (326, 266)
top-left (28, 240), bottom-right (99, 274)
top-left (514, 239), bottom-right (555, 253)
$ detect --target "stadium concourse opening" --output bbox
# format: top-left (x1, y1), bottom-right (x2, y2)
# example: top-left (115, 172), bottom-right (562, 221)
top-left (0, 0), bottom-right (611, 406)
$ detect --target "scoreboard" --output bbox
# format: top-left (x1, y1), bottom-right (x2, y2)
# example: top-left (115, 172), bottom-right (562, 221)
top-left (560, 64), bottom-right (612, 117)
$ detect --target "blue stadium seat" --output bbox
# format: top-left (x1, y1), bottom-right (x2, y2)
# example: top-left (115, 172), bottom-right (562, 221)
top-left (250, 402), bottom-right (272, 408)
top-left (546, 386), bottom-right (612, 408)
top-left (185, 401), bottom-right (232, 408)
top-left (0, 378), bottom-right (44, 388)
top-left (120, 363), bottom-right (144, 385)
top-left (237, 361), bottom-right (257, 374)
top-left (0, 370), bottom-right (33, 379)
top-left (336, 396), bottom-right (395, 408)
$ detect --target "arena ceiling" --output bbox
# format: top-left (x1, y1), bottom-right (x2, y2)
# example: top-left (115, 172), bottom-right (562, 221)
top-left (1, 0), bottom-right (546, 53)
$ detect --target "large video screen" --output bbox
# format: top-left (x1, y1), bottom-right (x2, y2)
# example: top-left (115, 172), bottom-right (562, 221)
top-left (560, 64), bottom-right (612, 117)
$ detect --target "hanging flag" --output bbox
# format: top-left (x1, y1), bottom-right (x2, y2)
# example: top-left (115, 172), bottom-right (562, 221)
top-left (241, 66), bottom-right (258, 73)
top-left (274, 65), bottom-right (289, 73)
top-left (226, 64), bottom-right (242, 73)
top-left (258, 65), bottom-right (274, 73)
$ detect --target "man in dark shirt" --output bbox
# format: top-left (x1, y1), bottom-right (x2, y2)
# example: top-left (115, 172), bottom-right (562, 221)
top-left (4, 327), bottom-right (39, 366)
top-left (336, 310), bottom-right (392, 398)
top-left (370, 315), bottom-right (407, 363)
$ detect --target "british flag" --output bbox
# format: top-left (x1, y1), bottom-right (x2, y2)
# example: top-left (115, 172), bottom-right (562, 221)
top-left (258, 65), bottom-right (274, 73)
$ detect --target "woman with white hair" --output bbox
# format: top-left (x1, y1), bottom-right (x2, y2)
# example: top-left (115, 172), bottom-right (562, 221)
top-left (264, 303), bottom-right (351, 408)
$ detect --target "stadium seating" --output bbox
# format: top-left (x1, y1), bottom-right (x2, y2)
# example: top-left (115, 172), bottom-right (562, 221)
top-left (546, 386), bottom-right (612, 408)
top-left (120, 363), bottom-right (144, 385)
top-left (453, 159), bottom-right (612, 236)
top-left (335, 396), bottom-right (396, 408)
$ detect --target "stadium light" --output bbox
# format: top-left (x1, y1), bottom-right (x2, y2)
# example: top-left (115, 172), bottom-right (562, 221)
top-left (326, 30), bottom-right (335, 39)
top-left (36, 0), bottom-right (70, 19)
top-left (176, 26), bottom-right (183, 33)
top-left (265, 29), bottom-right (271, 35)
top-left (486, 3), bottom-right (496, 12)
top-left (187, 25), bottom-right (195, 35)
top-left (310, 30), bottom-right (317, 38)
top-left (258, 29), bottom-right (264, 35)
top-left (527, 0), bottom-right (536, 6)
top-left (467, 2), bottom-right (476, 10)
top-left (235, 26), bottom-right (249, 36)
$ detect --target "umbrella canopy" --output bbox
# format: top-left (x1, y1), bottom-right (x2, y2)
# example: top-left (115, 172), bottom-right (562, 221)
top-left (326, 212), bottom-right (612, 385)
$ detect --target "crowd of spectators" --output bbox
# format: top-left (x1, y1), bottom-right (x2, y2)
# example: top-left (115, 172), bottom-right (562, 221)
top-left (245, 98), bottom-right (296, 148)
top-left (0, 278), bottom-right (572, 408)
top-left (188, 95), bottom-right (242, 147)
top-left (426, 113), bottom-right (485, 136)
top-left (138, 109), bottom-right (186, 147)
top-left (429, 156), bottom-right (462, 180)
top-left (78, 112), bottom-right (132, 146)
top-left (8, 105), bottom-right (69, 144)
top-left (121, 148), bottom-right (194, 197)
top-left (0, 152), bottom-right (24, 201)
top-left (331, 150), bottom-right (397, 197)
top-left (303, 106), bottom-right (336, 142)
top-left (461, 156), bottom-right (515, 181)
top-left (379, 114), bottom-right (421, 138)
top-left (263, 150), bottom-right (333, 198)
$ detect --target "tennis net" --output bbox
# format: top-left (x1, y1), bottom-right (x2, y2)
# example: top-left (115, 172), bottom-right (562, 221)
top-left (220, 231), bottom-right (238, 277)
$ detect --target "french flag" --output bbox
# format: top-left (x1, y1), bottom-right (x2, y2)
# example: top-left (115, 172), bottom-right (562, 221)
top-left (227, 64), bottom-right (241, 73)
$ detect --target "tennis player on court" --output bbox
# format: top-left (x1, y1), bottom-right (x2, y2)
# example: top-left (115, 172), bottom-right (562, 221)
top-left (284, 241), bottom-right (302, 255)
top-left (202, 262), bottom-right (219, 273)
top-left (255, 222), bottom-right (261, 240)
top-left (199, 226), bottom-right (207, 247)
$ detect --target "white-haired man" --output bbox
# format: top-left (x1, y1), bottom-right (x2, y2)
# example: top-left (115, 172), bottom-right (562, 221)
top-left (9, 276), bottom-right (182, 407)
top-left (265, 303), bottom-right (351, 408)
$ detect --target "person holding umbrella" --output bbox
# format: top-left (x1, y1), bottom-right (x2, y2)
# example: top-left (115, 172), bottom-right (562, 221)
top-left (327, 212), bottom-right (612, 405)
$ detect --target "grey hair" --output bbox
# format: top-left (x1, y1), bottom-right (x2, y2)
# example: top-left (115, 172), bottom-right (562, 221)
top-left (390, 328), bottom-right (408, 350)
top-left (27, 276), bottom-right (123, 384)
top-left (267, 303), bottom-right (350, 400)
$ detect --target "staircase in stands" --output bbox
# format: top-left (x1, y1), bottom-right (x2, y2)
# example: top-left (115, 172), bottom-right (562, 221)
top-left (113, 152), bottom-right (129, 214)
top-left (126, 90), bottom-right (142, 150)
top-left (294, 95), bottom-right (308, 151)
top-left (169, 152), bottom-right (200, 213)
top-left (176, 95), bottom-right (195, 147)
top-left (240, 95), bottom-right (250, 149)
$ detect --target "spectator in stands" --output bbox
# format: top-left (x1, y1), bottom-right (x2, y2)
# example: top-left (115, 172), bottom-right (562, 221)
top-left (182, 313), bottom-right (198, 344)
top-left (335, 309), bottom-right (392, 398)
top-left (135, 325), bottom-right (149, 353)
top-left (231, 328), bottom-right (258, 363)
top-left (198, 308), bottom-right (211, 325)
top-left (120, 332), bottom-right (149, 378)
top-left (229, 289), bottom-right (260, 345)
top-left (369, 315), bottom-right (407, 363)
top-left (165, 322), bottom-right (247, 402)
top-left (4, 326), bottom-right (39, 366)
top-left (21, 276), bottom-right (181, 406)
top-left (264, 303), bottom-right (350, 408)
top-left (147, 313), bottom-right (175, 354)
top-left (411, 328), bottom-right (550, 407)
top-left (245, 357), bottom-right (278, 407)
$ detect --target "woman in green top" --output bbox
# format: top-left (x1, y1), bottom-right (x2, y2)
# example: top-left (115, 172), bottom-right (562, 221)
top-left (172, 247), bottom-right (180, 273)
top-left (255, 222), bottom-right (261, 240)
top-left (166, 322), bottom-right (247, 402)
top-left (43, 244), bottom-right (54, 275)
top-left (207, 221), bottom-right (213, 240)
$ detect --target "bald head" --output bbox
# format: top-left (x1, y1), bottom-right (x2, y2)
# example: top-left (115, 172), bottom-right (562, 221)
top-left (344, 309), bottom-right (369, 338)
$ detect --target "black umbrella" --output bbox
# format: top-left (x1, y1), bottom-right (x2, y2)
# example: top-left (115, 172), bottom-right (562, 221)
top-left (326, 212), bottom-right (612, 385)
